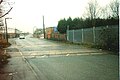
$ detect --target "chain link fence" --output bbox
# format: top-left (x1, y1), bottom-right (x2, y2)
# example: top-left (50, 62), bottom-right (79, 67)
top-left (67, 25), bottom-right (118, 52)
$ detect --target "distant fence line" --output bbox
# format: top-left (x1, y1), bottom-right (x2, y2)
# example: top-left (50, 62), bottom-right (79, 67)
top-left (67, 25), bottom-right (118, 45)
top-left (47, 25), bottom-right (118, 52)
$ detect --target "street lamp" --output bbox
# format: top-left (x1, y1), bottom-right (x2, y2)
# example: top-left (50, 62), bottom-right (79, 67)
top-left (5, 17), bottom-right (12, 43)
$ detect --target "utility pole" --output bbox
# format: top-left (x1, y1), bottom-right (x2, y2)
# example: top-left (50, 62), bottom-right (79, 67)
top-left (43, 16), bottom-right (45, 39)
top-left (5, 18), bottom-right (12, 43)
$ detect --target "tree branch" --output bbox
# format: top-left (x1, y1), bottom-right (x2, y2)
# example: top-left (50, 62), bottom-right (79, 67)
top-left (0, 7), bottom-right (13, 18)
top-left (0, 0), bottom-right (3, 4)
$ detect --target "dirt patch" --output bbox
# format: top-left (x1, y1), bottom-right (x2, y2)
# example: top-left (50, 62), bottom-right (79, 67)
top-left (6, 48), bottom-right (19, 52)
top-left (0, 69), bottom-right (12, 80)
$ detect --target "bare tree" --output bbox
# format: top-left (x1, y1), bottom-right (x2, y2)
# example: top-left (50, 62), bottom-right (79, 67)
top-left (0, 1), bottom-right (3, 27)
top-left (0, 0), bottom-right (3, 5)
top-left (109, 0), bottom-right (119, 18)
top-left (0, 7), bottom-right (13, 18)
top-left (88, 0), bottom-right (100, 19)
top-left (85, 0), bottom-right (100, 26)
top-left (0, 0), bottom-right (14, 36)
top-left (0, 0), bottom-right (14, 18)
top-left (100, 6), bottom-right (111, 19)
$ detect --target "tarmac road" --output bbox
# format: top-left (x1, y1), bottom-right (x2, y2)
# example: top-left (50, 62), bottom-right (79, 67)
top-left (3, 35), bottom-right (118, 80)
top-left (27, 54), bottom-right (118, 80)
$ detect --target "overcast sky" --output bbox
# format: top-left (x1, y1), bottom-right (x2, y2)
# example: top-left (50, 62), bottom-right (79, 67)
top-left (6, 0), bottom-right (111, 33)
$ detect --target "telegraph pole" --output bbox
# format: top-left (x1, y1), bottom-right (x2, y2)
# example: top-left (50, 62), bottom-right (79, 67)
top-left (43, 16), bottom-right (45, 39)
top-left (5, 18), bottom-right (12, 43)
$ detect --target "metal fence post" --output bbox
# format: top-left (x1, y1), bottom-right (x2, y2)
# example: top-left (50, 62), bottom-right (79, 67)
top-left (82, 28), bottom-right (84, 43)
top-left (93, 26), bottom-right (96, 43)
top-left (73, 30), bottom-right (74, 42)
top-left (67, 25), bottom-right (69, 41)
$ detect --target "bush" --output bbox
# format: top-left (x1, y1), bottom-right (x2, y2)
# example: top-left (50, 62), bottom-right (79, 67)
top-left (98, 27), bottom-right (118, 54)
top-left (0, 49), bottom-right (11, 65)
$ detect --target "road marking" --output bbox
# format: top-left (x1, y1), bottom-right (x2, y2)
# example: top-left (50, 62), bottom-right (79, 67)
top-left (14, 44), bottom-right (40, 80)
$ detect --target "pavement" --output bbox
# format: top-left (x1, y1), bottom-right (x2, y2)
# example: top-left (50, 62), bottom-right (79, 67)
top-left (0, 40), bottom-right (38, 80)
top-left (0, 56), bottom-right (38, 80)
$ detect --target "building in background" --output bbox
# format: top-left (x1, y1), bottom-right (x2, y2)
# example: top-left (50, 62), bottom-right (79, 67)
top-left (45, 27), bottom-right (66, 41)
top-left (7, 28), bottom-right (22, 38)
top-left (45, 27), bottom-right (57, 39)
top-left (7, 28), bottom-right (15, 38)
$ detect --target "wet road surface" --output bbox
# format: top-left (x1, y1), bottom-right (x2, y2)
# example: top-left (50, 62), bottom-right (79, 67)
top-left (4, 35), bottom-right (118, 80)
